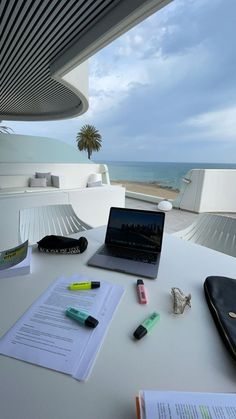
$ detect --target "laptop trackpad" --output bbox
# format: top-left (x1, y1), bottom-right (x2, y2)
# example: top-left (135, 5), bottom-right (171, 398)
top-left (88, 253), bottom-right (159, 279)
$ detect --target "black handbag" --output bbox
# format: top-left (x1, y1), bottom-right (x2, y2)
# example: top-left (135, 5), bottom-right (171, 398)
top-left (204, 276), bottom-right (236, 361)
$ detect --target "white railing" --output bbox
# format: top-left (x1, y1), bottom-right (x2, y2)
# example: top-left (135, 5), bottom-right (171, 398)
top-left (125, 190), bottom-right (170, 204)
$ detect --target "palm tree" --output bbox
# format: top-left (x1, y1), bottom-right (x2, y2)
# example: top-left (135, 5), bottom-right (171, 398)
top-left (76, 124), bottom-right (102, 160)
top-left (0, 121), bottom-right (13, 134)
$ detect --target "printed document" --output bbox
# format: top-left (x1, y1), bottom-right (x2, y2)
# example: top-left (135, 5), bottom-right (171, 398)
top-left (0, 274), bottom-right (124, 381)
top-left (138, 390), bottom-right (236, 419)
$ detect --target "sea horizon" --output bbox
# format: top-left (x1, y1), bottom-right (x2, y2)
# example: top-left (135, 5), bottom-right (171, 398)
top-left (95, 160), bottom-right (236, 191)
top-left (97, 159), bottom-right (236, 164)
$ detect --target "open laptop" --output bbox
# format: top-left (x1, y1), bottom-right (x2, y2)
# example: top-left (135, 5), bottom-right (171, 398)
top-left (87, 207), bottom-right (165, 279)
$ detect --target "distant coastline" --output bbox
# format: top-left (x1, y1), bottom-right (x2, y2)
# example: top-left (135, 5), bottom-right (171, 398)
top-left (100, 160), bottom-right (236, 192)
top-left (97, 160), bottom-right (236, 200)
top-left (111, 180), bottom-right (178, 200)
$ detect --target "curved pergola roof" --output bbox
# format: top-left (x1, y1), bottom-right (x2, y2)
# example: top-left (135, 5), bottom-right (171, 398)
top-left (0, 0), bottom-right (171, 121)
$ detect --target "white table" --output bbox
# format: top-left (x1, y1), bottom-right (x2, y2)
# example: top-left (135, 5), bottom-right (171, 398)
top-left (0, 227), bottom-right (236, 419)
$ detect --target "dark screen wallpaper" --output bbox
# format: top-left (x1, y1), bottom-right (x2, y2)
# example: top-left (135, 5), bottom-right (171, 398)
top-left (106, 209), bottom-right (165, 251)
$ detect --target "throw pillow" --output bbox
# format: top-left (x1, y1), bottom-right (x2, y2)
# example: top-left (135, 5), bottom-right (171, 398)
top-left (35, 172), bottom-right (52, 186)
top-left (87, 180), bottom-right (103, 188)
top-left (29, 177), bottom-right (47, 187)
top-left (51, 175), bottom-right (60, 188)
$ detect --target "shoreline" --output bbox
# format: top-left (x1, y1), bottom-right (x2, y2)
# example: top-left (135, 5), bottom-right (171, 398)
top-left (111, 180), bottom-right (179, 200)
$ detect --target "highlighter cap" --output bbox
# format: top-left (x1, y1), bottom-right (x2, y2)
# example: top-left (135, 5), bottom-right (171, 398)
top-left (137, 279), bottom-right (144, 286)
top-left (91, 281), bottom-right (100, 289)
top-left (85, 315), bottom-right (99, 328)
top-left (133, 325), bottom-right (147, 340)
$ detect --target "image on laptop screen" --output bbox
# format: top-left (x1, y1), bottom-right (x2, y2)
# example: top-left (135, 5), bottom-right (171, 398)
top-left (105, 208), bottom-right (165, 252)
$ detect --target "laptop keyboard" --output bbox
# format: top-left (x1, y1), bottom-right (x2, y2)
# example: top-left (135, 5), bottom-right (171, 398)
top-left (99, 246), bottom-right (157, 264)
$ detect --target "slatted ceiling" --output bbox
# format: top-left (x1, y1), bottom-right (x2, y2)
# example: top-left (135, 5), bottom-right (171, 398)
top-left (2, 1), bottom-right (102, 85)
top-left (5, 74), bottom-right (67, 106)
top-left (0, 0), bottom-right (116, 120)
top-left (1, 0), bottom-right (172, 120)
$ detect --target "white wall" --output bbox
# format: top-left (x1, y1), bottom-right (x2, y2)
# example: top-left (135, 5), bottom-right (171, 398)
top-left (0, 134), bottom-right (90, 163)
top-left (0, 163), bottom-right (109, 189)
top-left (0, 134), bottom-right (110, 187)
top-left (176, 169), bottom-right (236, 213)
top-left (61, 61), bottom-right (89, 116)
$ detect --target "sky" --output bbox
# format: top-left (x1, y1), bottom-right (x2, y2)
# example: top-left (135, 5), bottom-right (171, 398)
top-left (5, 0), bottom-right (236, 163)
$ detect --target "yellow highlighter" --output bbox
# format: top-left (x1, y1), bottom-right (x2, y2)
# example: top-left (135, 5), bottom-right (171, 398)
top-left (68, 281), bottom-right (100, 290)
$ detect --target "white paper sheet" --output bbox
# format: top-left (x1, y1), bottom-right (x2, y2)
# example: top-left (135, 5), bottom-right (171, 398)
top-left (0, 274), bottom-right (124, 381)
top-left (139, 390), bottom-right (236, 419)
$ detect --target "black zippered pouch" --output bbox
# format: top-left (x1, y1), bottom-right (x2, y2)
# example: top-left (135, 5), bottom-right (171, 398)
top-left (37, 235), bottom-right (88, 254)
top-left (204, 276), bottom-right (236, 361)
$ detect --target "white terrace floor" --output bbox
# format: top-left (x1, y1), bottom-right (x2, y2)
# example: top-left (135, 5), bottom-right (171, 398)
top-left (125, 197), bottom-right (236, 234)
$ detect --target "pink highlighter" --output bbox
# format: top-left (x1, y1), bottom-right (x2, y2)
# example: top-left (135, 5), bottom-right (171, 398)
top-left (137, 279), bottom-right (148, 304)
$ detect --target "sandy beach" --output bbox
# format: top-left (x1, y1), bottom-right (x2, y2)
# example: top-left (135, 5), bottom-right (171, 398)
top-left (111, 180), bottom-right (178, 200)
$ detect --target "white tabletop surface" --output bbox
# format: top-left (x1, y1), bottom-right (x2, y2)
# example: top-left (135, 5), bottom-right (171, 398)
top-left (0, 226), bottom-right (236, 419)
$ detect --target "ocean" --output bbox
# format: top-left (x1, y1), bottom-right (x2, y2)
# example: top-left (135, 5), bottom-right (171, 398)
top-left (98, 161), bottom-right (236, 191)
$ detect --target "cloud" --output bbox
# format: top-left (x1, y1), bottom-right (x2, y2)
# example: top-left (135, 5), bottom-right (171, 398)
top-left (117, 34), bottom-right (144, 57)
top-left (86, 0), bottom-right (236, 120)
top-left (88, 0), bottom-right (236, 162)
top-left (184, 106), bottom-right (236, 141)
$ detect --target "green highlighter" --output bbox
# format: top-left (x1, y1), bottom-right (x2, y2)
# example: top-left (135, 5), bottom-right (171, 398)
top-left (133, 312), bottom-right (160, 340)
top-left (66, 307), bottom-right (99, 328)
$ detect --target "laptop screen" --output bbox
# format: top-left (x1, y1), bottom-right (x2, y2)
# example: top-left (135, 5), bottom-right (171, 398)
top-left (105, 207), bottom-right (165, 252)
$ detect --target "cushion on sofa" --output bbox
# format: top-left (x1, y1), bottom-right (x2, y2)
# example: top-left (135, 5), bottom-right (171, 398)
top-left (51, 174), bottom-right (60, 188)
top-left (87, 180), bottom-right (103, 187)
top-left (87, 173), bottom-right (102, 188)
top-left (29, 177), bottom-right (47, 187)
top-left (35, 172), bottom-right (52, 186)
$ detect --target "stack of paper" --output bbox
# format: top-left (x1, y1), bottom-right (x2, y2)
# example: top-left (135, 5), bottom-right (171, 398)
top-left (136, 390), bottom-right (236, 419)
top-left (0, 241), bottom-right (31, 279)
top-left (0, 274), bottom-right (124, 381)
